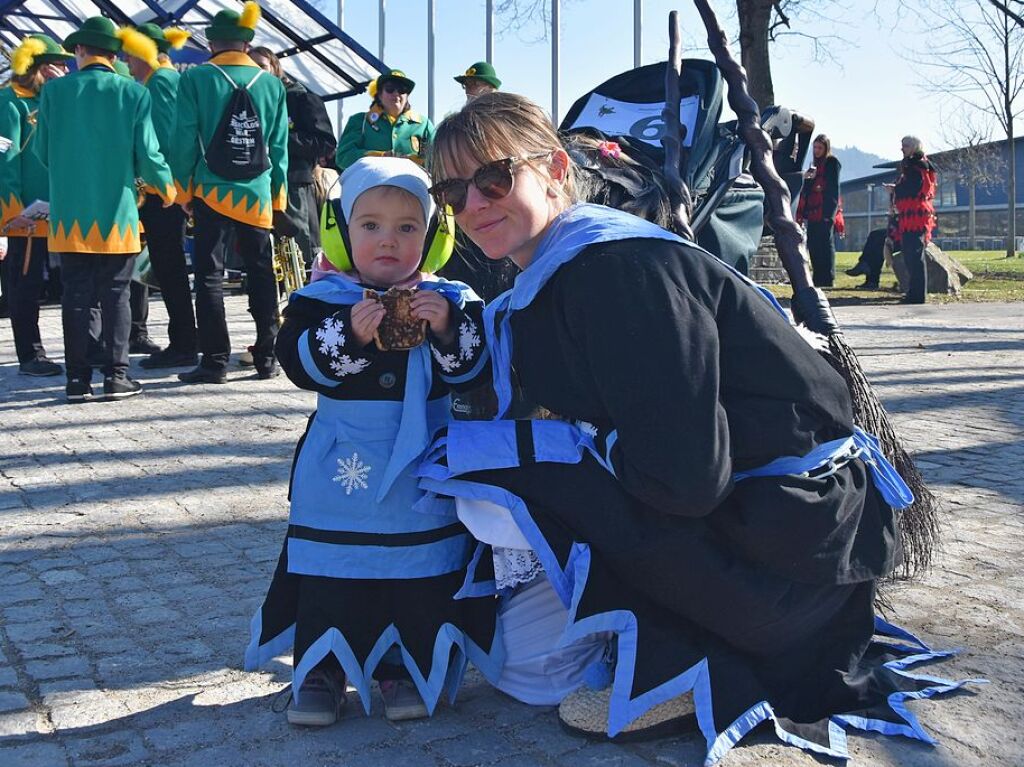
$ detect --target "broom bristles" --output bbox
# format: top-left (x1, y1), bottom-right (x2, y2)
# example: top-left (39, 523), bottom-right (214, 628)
top-left (824, 334), bottom-right (940, 579)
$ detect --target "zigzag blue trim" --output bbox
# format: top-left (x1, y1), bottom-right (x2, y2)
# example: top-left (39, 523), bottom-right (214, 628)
top-left (286, 618), bottom-right (505, 716)
top-left (417, 471), bottom-right (983, 764)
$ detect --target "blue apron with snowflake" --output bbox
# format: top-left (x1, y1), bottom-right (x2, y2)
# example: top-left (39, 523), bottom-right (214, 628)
top-left (286, 272), bottom-right (474, 580)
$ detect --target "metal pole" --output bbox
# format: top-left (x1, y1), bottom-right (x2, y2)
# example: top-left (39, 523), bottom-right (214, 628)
top-left (379, 0), bottom-right (385, 62)
top-left (634, 0), bottom-right (642, 68)
top-left (551, 0), bottom-right (559, 125)
top-left (486, 0), bottom-right (494, 63)
top-left (337, 0), bottom-right (344, 129)
top-left (427, 0), bottom-right (435, 123)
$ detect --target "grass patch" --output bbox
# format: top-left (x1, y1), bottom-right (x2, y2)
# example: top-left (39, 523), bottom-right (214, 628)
top-left (766, 250), bottom-right (1024, 304)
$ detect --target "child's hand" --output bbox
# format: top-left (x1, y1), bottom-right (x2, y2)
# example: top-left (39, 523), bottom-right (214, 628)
top-left (350, 298), bottom-right (385, 348)
top-left (411, 290), bottom-right (454, 345)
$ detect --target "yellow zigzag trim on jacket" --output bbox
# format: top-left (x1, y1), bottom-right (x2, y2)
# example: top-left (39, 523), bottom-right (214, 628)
top-left (195, 184), bottom-right (273, 229)
top-left (1, 193), bottom-right (47, 237)
top-left (49, 221), bottom-right (142, 254)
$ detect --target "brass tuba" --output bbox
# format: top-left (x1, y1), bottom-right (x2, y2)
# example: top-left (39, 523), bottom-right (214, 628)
top-left (273, 235), bottom-right (306, 307)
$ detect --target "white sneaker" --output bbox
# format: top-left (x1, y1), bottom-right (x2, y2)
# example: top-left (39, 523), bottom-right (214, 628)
top-left (380, 680), bottom-right (428, 721)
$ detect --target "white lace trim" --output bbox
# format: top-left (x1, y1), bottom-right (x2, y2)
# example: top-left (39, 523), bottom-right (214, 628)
top-left (492, 546), bottom-right (545, 590)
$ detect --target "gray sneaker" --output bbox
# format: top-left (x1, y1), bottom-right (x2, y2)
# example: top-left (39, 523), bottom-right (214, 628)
top-left (380, 680), bottom-right (428, 721)
top-left (287, 668), bottom-right (347, 727)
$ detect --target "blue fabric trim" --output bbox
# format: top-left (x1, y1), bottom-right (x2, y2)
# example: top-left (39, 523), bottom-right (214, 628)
top-left (438, 419), bottom-right (592, 478)
top-left (298, 329), bottom-right (340, 388)
top-left (243, 606), bottom-right (295, 672)
top-left (601, 429), bottom-right (618, 476)
top-left (290, 616), bottom-right (505, 716)
top-left (419, 466), bottom-right (980, 764)
top-left (417, 476), bottom-right (575, 607)
top-left (453, 541), bottom-right (498, 599)
top-left (287, 534), bottom-right (472, 580)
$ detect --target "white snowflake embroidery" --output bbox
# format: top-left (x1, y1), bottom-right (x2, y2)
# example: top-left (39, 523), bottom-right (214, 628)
top-left (329, 354), bottom-right (370, 377)
top-left (332, 452), bottom-right (371, 495)
top-left (315, 317), bottom-right (346, 358)
top-left (431, 344), bottom-right (459, 373)
top-left (458, 321), bottom-right (482, 361)
top-left (575, 420), bottom-right (599, 438)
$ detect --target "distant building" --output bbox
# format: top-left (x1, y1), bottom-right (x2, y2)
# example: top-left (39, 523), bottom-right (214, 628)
top-left (838, 136), bottom-right (1024, 252)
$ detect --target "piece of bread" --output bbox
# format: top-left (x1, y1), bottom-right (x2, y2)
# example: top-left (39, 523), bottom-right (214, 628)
top-left (365, 287), bottom-right (428, 351)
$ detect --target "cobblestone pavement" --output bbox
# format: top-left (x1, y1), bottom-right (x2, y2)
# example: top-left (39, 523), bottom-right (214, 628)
top-left (1, 296), bottom-right (1022, 767)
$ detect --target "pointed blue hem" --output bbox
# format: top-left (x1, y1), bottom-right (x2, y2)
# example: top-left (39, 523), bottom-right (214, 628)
top-left (417, 473), bottom-right (983, 765)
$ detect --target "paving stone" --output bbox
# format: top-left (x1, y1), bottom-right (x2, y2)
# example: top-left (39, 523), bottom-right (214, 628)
top-left (0, 741), bottom-right (69, 767)
top-left (64, 730), bottom-right (149, 766)
top-left (0, 691), bottom-right (30, 713)
top-left (0, 296), bottom-right (1020, 767)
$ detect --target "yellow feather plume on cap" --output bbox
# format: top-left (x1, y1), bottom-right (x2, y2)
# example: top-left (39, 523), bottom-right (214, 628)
top-left (116, 27), bottom-right (159, 69)
top-left (368, 79), bottom-right (378, 100)
top-left (164, 27), bottom-right (191, 50)
top-left (12, 37), bottom-right (47, 76)
top-left (239, 2), bottom-right (262, 30)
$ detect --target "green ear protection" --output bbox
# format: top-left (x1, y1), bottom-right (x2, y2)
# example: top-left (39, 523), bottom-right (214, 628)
top-left (319, 189), bottom-right (456, 274)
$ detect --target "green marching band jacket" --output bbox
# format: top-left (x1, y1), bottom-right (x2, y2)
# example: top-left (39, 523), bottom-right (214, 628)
top-left (34, 57), bottom-right (175, 254)
top-left (171, 50), bottom-right (288, 229)
top-left (141, 61), bottom-right (180, 196)
top-left (335, 104), bottom-right (435, 171)
top-left (0, 83), bottom-right (48, 238)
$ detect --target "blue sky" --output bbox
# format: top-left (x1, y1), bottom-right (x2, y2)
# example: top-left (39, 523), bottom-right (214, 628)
top-left (320, 0), bottom-right (940, 163)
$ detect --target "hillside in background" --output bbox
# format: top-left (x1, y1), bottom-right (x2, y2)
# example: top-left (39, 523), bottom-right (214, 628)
top-left (833, 145), bottom-right (892, 182)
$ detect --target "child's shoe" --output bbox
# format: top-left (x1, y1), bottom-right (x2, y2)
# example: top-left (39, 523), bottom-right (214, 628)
top-left (287, 668), bottom-right (347, 726)
top-left (380, 680), bottom-right (428, 721)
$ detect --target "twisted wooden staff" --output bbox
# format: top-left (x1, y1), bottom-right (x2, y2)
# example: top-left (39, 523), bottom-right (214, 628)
top-left (691, 0), bottom-right (938, 578)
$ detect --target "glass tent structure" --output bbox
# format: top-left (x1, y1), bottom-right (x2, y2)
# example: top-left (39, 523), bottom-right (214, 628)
top-left (0, 0), bottom-right (386, 102)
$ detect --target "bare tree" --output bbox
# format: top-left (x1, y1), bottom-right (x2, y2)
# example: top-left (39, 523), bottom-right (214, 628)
top-left (911, 0), bottom-right (1024, 257)
top-left (497, 0), bottom-right (844, 110)
top-left (989, 0), bottom-right (1024, 28)
top-left (939, 114), bottom-right (1007, 248)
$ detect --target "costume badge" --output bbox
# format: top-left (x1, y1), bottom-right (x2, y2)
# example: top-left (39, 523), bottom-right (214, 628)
top-left (410, 136), bottom-right (420, 154)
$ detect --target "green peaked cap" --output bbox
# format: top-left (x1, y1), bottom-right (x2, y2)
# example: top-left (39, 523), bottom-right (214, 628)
top-left (26, 34), bottom-right (74, 64)
top-left (454, 61), bottom-right (501, 89)
top-left (64, 16), bottom-right (121, 53)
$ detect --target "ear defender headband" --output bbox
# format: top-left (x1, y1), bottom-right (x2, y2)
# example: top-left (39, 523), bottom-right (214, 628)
top-left (319, 184), bottom-right (456, 274)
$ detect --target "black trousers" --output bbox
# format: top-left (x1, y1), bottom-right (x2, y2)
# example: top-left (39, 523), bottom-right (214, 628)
top-left (901, 231), bottom-right (927, 302)
top-left (60, 252), bottom-right (134, 382)
top-left (192, 200), bottom-right (279, 371)
top-left (286, 182), bottom-right (321, 265)
top-left (806, 221), bottom-right (836, 287)
top-left (141, 195), bottom-right (196, 352)
top-left (853, 228), bottom-right (887, 283)
top-left (130, 281), bottom-right (149, 341)
top-left (3, 236), bottom-right (48, 363)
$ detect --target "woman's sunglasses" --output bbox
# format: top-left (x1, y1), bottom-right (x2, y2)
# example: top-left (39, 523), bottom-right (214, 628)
top-left (382, 84), bottom-right (410, 95)
top-left (429, 153), bottom-right (551, 215)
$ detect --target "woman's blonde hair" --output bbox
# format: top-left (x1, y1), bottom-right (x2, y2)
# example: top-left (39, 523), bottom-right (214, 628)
top-left (428, 92), bottom-right (577, 203)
